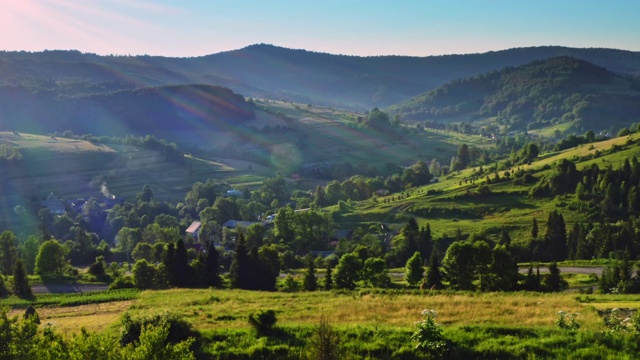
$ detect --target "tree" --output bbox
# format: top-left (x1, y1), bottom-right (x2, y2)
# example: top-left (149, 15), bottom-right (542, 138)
top-left (443, 241), bottom-right (477, 290)
top-left (173, 240), bottom-right (190, 287)
top-left (133, 259), bottom-right (158, 290)
top-left (544, 262), bottom-right (568, 292)
top-left (303, 256), bottom-right (318, 291)
top-left (0, 275), bottom-right (7, 297)
top-left (203, 242), bottom-right (221, 287)
top-left (132, 243), bottom-right (154, 262)
top-left (365, 108), bottom-right (390, 129)
top-left (137, 184), bottom-right (154, 202)
top-left (313, 185), bottom-right (328, 208)
top-left (12, 259), bottom-right (32, 298)
top-left (324, 264), bottom-right (333, 290)
top-left (424, 251), bottom-right (443, 290)
top-left (523, 143), bottom-right (539, 161)
top-left (35, 240), bottom-right (69, 277)
top-left (531, 218), bottom-right (538, 239)
top-left (542, 211), bottom-right (567, 262)
top-left (363, 257), bottom-right (389, 288)
top-left (486, 245), bottom-right (518, 291)
top-left (455, 144), bottom-right (471, 170)
top-left (229, 233), bottom-right (250, 289)
top-left (19, 236), bottom-right (39, 274)
top-left (0, 231), bottom-right (17, 275)
top-left (405, 252), bottom-right (424, 287)
top-left (332, 253), bottom-right (361, 290)
top-left (500, 229), bottom-right (511, 246)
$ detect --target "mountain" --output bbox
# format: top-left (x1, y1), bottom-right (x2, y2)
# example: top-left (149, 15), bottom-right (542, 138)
top-left (0, 84), bottom-right (255, 136)
top-left (1, 45), bottom-right (640, 110)
top-left (386, 56), bottom-right (640, 132)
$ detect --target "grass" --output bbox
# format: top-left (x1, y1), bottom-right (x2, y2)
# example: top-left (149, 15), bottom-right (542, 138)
top-left (3, 287), bottom-right (638, 358)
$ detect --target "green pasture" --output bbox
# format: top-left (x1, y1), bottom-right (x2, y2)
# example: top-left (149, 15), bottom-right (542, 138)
top-left (4, 288), bottom-right (639, 358)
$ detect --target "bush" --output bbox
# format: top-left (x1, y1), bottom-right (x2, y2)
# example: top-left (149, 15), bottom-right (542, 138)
top-left (411, 309), bottom-right (450, 357)
top-left (120, 312), bottom-right (199, 347)
top-left (248, 310), bottom-right (277, 336)
top-left (110, 275), bottom-right (135, 290)
top-left (307, 316), bottom-right (341, 360)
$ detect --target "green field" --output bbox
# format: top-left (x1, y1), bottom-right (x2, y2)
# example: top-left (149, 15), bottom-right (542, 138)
top-left (4, 288), bottom-right (639, 358)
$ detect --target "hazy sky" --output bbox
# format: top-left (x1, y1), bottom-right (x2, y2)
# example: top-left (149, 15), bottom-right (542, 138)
top-left (1, 0), bottom-right (639, 57)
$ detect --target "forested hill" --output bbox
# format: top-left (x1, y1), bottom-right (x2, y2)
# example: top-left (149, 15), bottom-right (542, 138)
top-left (0, 84), bottom-right (255, 136)
top-left (387, 56), bottom-right (640, 132)
top-left (1, 46), bottom-right (640, 109)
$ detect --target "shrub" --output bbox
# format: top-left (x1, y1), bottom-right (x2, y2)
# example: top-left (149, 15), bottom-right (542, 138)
top-left (282, 274), bottom-right (301, 292)
top-left (307, 316), bottom-right (341, 360)
top-left (110, 275), bottom-right (135, 290)
top-left (248, 310), bottom-right (277, 336)
top-left (411, 309), bottom-right (450, 357)
top-left (556, 311), bottom-right (580, 330)
top-left (119, 312), bottom-right (199, 347)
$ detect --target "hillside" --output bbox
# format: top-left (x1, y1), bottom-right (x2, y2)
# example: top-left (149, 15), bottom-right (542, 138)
top-left (0, 132), bottom-right (272, 234)
top-left (337, 132), bottom-right (640, 246)
top-left (0, 84), bottom-right (255, 136)
top-left (387, 57), bottom-right (640, 132)
top-left (1, 46), bottom-right (640, 109)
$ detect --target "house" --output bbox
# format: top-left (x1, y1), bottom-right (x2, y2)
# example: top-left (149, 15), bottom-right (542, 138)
top-left (43, 193), bottom-right (65, 215)
top-left (185, 221), bottom-right (202, 241)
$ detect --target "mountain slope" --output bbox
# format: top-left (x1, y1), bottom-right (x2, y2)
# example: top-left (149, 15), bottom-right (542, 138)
top-left (2, 46), bottom-right (640, 109)
top-left (387, 56), bottom-right (640, 131)
top-left (0, 84), bottom-right (255, 136)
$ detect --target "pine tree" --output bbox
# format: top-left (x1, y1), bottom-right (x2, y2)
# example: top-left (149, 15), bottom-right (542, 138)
top-left (500, 228), bottom-right (511, 246)
top-left (544, 262), bottom-right (568, 292)
top-left (324, 264), bottom-right (333, 290)
top-left (204, 242), bottom-right (221, 287)
top-left (162, 243), bottom-right (176, 286)
top-left (12, 259), bottom-right (32, 298)
top-left (523, 266), bottom-right (540, 291)
top-left (229, 233), bottom-right (249, 289)
top-left (303, 256), bottom-right (318, 291)
top-left (0, 275), bottom-right (8, 297)
top-left (542, 211), bottom-right (567, 262)
top-left (417, 224), bottom-right (433, 260)
top-left (173, 240), bottom-right (190, 287)
top-left (531, 218), bottom-right (538, 239)
top-left (424, 251), bottom-right (443, 290)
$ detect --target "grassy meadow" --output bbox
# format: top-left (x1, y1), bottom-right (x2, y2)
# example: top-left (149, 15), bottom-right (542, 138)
top-left (4, 288), bottom-right (640, 358)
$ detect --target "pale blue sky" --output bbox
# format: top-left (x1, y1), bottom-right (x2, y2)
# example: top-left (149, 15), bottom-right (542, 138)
top-left (1, 0), bottom-right (639, 57)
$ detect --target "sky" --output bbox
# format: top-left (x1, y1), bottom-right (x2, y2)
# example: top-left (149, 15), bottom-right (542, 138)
top-left (1, 0), bottom-right (639, 58)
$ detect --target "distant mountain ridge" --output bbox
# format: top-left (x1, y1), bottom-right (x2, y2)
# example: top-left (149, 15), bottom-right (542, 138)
top-left (386, 56), bottom-right (640, 131)
top-left (1, 45), bottom-right (640, 109)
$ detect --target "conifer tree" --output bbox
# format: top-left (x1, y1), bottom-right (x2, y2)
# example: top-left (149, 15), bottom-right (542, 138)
top-left (162, 243), bottom-right (176, 286)
top-left (173, 240), bottom-right (190, 287)
top-left (424, 251), bottom-right (443, 290)
top-left (12, 259), bottom-right (32, 298)
top-left (531, 218), bottom-right (538, 239)
top-left (542, 211), bottom-right (567, 262)
top-left (324, 264), bottom-right (333, 290)
top-left (544, 262), bottom-right (568, 292)
top-left (500, 228), bottom-right (511, 246)
top-left (0, 275), bottom-right (8, 297)
top-left (229, 233), bottom-right (249, 289)
top-left (303, 256), bottom-right (318, 291)
top-left (204, 242), bottom-right (221, 287)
